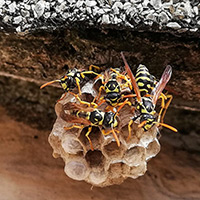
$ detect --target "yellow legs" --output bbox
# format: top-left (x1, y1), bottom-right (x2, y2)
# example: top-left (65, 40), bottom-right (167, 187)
top-left (157, 94), bottom-right (177, 132)
top-left (102, 129), bottom-right (120, 147)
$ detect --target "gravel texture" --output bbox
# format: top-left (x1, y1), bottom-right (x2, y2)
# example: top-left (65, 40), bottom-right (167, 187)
top-left (0, 0), bottom-right (199, 33)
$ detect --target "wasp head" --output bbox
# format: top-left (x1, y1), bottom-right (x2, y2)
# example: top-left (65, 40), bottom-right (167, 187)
top-left (60, 74), bottom-right (76, 92)
top-left (136, 97), bottom-right (155, 115)
top-left (140, 113), bottom-right (156, 131)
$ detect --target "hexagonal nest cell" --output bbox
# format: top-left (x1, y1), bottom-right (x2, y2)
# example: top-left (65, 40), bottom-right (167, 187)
top-left (48, 81), bottom-right (160, 187)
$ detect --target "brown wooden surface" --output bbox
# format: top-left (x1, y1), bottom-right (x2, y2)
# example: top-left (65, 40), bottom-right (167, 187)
top-left (0, 107), bottom-right (200, 200)
top-left (0, 28), bottom-right (200, 199)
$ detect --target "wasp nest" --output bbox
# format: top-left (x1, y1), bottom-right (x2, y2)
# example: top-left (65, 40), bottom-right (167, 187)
top-left (49, 81), bottom-right (160, 187)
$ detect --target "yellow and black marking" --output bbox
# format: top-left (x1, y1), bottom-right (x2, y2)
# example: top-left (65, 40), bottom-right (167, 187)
top-left (135, 64), bottom-right (156, 96)
top-left (64, 103), bottom-right (120, 150)
top-left (73, 109), bottom-right (118, 131)
top-left (96, 68), bottom-right (134, 108)
top-left (40, 67), bottom-right (100, 96)
top-left (121, 52), bottom-right (177, 136)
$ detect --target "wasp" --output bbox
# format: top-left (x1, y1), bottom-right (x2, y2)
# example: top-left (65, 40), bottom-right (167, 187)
top-left (40, 65), bottom-right (101, 97)
top-left (61, 102), bottom-right (124, 150)
top-left (121, 52), bottom-right (177, 139)
top-left (94, 68), bottom-right (134, 111)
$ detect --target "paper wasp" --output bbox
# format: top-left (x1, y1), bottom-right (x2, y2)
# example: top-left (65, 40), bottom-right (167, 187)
top-left (40, 65), bottom-right (101, 96)
top-left (121, 52), bottom-right (177, 139)
top-left (94, 68), bottom-right (135, 111)
top-left (61, 102), bottom-right (125, 151)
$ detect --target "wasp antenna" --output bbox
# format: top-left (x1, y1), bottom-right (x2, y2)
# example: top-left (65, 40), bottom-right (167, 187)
top-left (138, 120), bottom-right (147, 128)
top-left (40, 80), bottom-right (61, 89)
top-left (157, 122), bottom-right (178, 132)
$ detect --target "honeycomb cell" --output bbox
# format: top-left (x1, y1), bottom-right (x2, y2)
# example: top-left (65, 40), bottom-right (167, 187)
top-left (51, 117), bottom-right (66, 138)
top-left (81, 93), bottom-right (94, 103)
top-left (61, 134), bottom-right (83, 154)
top-left (110, 163), bottom-right (122, 179)
top-left (102, 141), bottom-right (125, 161)
top-left (121, 163), bottom-right (131, 177)
top-left (81, 81), bottom-right (97, 97)
top-left (78, 126), bottom-right (102, 151)
top-left (108, 162), bottom-right (126, 185)
top-left (139, 126), bottom-right (158, 147)
top-left (85, 150), bottom-right (105, 170)
top-left (55, 102), bottom-right (63, 117)
top-left (146, 139), bottom-right (160, 161)
top-left (88, 170), bottom-right (108, 186)
top-left (118, 104), bottom-right (135, 127)
top-left (128, 162), bottom-right (147, 179)
top-left (123, 146), bottom-right (146, 167)
top-left (64, 157), bottom-right (89, 181)
top-left (93, 78), bottom-right (103, 93)
top-left (120, 124), bottom-right (139, 146)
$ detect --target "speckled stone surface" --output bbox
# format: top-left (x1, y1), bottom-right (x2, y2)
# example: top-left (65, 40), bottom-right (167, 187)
top-left (0, 0), bottom-right (199, 34)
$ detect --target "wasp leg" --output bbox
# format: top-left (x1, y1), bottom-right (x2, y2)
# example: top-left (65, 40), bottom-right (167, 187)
top-left (75, 77), bottom-right (82, 95)
top-left (85, 126), bottom-right (94, 151)
top-left (110, 68), bottom-right (132, 88)
top-left (94, 73), bottom-right (104, 82)
top-left (96, 85), bottom-right (105, 103)
top-left (92, 92), bottom-right (103, 105)
top-left (90, 102), bottom-right (98, 108)
top-left (121, 94), bottom-right (137, 103)
top-left (112, 69), bottom-right (133, 90)
top-left (97, 99), bottom-right (106, 107)
top-left (127, 119), bottom-right (133, 141)
top-left (104, 105), bottom-right (115, 112)
top-left (157, 93), bottom-right (171, 123)
top-left (57, 92), bottom-right (67, 102)
top-left (160, 94), bottom-right (173, 123)
top-left (88, 65), bottom-right (101, 73)
top-left (122, 94), bottom-right (137, 98)
top-left (81, 70), bottom-right (100, 79)
top-left (116, 98), bottom-right (132, 113)
top-left (127, 115), bottom-right (140, 140)
top-left (68, 91), bottom-right (92, 107)
top-left (101, 129), bottom-right (120, 147)
top-left (110, 68), bottom-right (127, 81)
top-left (64, 125), bottom-right (84, 130)
top-left (144, 94), bottom-right (152, 98)
top-left (117, 94), bottom-right (136, 113)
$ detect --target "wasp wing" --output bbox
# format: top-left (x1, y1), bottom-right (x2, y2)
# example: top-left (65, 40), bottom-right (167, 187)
top-left (63, 102), bottom-right (95, 112)
top-left (104, 68), bottom-right (111, 83)
top-left (151, 65), bottom-right (172, 105)
top-left (61, 112), bottom-right (92, 125)
top-left (61, 103), bottom-right (92, 125)
top-left (121, 52), bottom-right (142, 102)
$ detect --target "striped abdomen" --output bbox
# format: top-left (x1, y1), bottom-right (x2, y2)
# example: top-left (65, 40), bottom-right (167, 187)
top-left (135, 64), bottom-right (155, 96)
